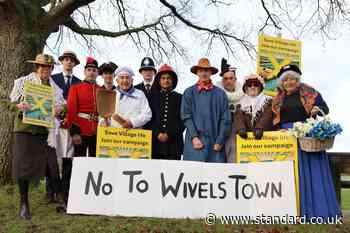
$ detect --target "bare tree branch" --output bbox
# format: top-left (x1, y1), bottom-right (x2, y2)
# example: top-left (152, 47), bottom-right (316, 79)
top-left (159, 0), bottom-right (253, 50)
top-left (64, 15), bottom-right (167, 37)
top-left (259, 0), bottom-right (282, 32)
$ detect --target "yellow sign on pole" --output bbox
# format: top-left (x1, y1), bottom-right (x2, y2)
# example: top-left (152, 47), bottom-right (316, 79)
top-left (23, 82), bottom-right (54, 128)
top-left (236, 131), bottom-right (300, 215)
top-left (257, 34), bottom-right (302, 96)
top-left (96, 126), bottom-right (152, 159)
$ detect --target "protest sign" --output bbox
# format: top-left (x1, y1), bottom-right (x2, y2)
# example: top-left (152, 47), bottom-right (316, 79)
top-left (68, 158), bottom-right (297, 218)
top-left (23, 82), bottom-right (54, 128)
top-left (96, 126), bottom-right (152, 159)
top-left (257, 34), bottom-right (301, 96)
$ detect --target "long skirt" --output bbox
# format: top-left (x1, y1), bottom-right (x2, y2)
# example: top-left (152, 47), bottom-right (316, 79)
top-left (12, 132), bottom-right (49, 181)
top-left (282, 123), bottom-right (341, 219)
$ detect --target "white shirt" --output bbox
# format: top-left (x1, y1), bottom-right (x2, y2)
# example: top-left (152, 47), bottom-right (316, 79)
top-left (110, 88), bottom-right (152, 128)
top-left (62, 71), bottom-right (73, 85)
top-left (143, 79), bottom-right (154, 87)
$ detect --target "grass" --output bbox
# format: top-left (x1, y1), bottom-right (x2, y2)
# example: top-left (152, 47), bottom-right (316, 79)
top-left (0, 183), bottom-right (349, 233)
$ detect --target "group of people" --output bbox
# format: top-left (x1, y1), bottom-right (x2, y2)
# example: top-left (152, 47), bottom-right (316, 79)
top-left (8, 50), bottom-right (341, 221)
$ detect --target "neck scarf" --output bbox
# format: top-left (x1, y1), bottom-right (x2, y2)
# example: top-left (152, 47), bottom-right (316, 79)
top-left (117, 86), bottom-right (137, 100)
top-left (197, 79), bottom-right (214, 91)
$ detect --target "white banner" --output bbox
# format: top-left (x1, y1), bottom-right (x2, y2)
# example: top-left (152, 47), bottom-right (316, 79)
top-left (67, 158), bottom-right (297, 218)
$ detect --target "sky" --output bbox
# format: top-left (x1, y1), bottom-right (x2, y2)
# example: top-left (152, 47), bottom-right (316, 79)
top-left (44, 0), bottom-right (349, 152)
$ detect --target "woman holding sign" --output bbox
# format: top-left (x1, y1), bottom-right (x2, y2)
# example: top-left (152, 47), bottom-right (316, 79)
top-left (8, 54), bottom-right (66, 220)
top-left (272, 64), bottom-right (341, 220)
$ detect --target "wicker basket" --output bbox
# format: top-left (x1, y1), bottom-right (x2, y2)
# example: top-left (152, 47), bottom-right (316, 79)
top-left (299, 136), bottom-right (335, 152)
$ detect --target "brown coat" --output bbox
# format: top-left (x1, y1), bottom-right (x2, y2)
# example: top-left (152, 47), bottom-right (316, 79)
top-left (234, 98), bottom-right (273, 131)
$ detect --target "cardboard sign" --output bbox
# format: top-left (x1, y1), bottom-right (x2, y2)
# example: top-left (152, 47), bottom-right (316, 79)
top-left (68, 158), bottom-right (297, 218)
top-left (257, 34), bottom-right (302, 96)
top-left (96, 126), bottom-right (152, 159)
top-left (23, 82), bottom-right (54, 128)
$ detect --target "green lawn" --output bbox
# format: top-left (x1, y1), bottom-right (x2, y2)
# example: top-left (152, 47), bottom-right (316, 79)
top-left (0, 183), bottom-right (349, 233)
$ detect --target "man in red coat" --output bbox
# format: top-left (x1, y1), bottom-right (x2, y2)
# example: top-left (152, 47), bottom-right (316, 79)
top-left (64, 56), bottom-right (99, 157)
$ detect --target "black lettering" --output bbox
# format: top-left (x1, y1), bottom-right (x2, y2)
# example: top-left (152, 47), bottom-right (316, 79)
top-left (271, 182), bottom-right (282, 198)
top-left (255, 183), bottom-right (269, 198)
top-left (161, 172), bottom-right (184, 198)
top-left (242, 184), bottom-right (254, 199)
top-left (218, 182), bottom-right (226, 199)
top-left (228, 175), bottom-right (247, 199)
top-left (84, 171), bottom-right (103, 196)
top-left (123, 170), bottom-right (142, 193)
top-left (198, 182), bottom-right (208, 199)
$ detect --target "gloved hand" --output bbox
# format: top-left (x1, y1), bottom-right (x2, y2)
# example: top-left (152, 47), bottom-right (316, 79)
top-left (237, 128), bottom-right (248, 139)
top-left (253, 128), bottom-right (264, 140)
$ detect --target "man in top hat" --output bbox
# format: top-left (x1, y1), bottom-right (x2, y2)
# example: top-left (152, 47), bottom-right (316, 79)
top-left (181, 58), bottom-right (231, 163)
top-left (99, 62), bottom-right (118, 90)
top-left (9, 53), bottom-right (66, 219)
top-left (135, 57), bottom-right (156, 129)
top-left (62, 56), bottom-right (100, 204)
top-left (216, 58), bottom-right (244, 163)
top-left (47, 50), bottom-right (81, 204)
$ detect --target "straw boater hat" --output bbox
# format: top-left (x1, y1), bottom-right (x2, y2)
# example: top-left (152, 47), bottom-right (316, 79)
top-left (190, 58), bottom-right (218, 75)
top-left (58, 50), bottom-right (80, 65)
top-left (26, 54), bottom-right (56, 66)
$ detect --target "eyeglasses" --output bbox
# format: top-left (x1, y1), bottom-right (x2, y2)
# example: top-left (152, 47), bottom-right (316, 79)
top-left (246, 82), bottom-right (260, 87)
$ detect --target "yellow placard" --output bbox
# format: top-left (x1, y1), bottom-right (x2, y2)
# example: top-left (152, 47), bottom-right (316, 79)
top-left (257, 34), bottom-right (302, 96)
top-left (23, 82), bottom-right (55, 128)
top-left (236, 131), bottom-right (300, 215)
top-left (96, 126), bottom-right (152, 159)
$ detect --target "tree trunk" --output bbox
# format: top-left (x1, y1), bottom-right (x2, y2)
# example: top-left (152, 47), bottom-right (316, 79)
top-left (0, 5), bottom-right (48, 184)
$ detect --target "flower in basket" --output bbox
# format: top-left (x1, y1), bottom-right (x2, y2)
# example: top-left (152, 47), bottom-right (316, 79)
top-left (288, 115), bottom-right (343, 140)
top-left (308, 120), bottom-right (343, 140)
top-left (288, 118), bottom-right (317, 138)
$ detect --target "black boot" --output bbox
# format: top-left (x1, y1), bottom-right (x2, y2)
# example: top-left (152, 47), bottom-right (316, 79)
top-left (56, 193), bottom-right (67, 213)
top-left (18, 179), bottom-right (31, 220)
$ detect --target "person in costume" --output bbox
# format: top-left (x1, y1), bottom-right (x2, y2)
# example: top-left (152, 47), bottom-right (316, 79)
top-left (234, 74), bottom-right (273, 141)
top-left (181, 58), bottom-right (231, 163)
top-left (64, 56), bottom-right (100, 157)
top-left (9, 54), bottom-right (65, 220)
top-left (150, 64), bottom-right (184, 160)
top-left (99, 62), bottom-right (118, 90)
top-left (100, 66), bottom-right (152, 129)
top-left (216, 58), bottom-right (244, 163)
top-left (135, 57), bottom-right (157, 129)
top-left (272, 64), bottom-right (341, 220)
top-left (49, 50), bottom-right (81, 204)
top-left (61, 57), bottom-right (100, 205)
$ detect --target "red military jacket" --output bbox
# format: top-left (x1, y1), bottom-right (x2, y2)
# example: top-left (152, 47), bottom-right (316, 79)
top-left (65, 81), bottom-right (99, 136)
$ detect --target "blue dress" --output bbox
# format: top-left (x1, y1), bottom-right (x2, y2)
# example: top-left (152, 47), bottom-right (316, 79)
top-left (181, 85), bottom-right (231, 162)
top-left (279, 91), bottom-right (341, 220)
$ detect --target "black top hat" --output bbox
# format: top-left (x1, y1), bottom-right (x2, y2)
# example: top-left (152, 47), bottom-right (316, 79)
top-left (277, 64), bottom-right (302, 78)
top-left (85, 57), bottom-right (98, 69)
top-left (139, 57), bottom-right (156, 73)
top-left (98, 62), bottom-right (118, 75)
top-left (220, 58), bottom-right (237, 77)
